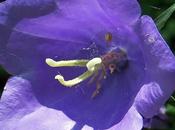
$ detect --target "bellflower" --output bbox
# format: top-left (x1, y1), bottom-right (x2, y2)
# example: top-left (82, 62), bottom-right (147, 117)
top-left (0, 0), bottom-right (175, 130)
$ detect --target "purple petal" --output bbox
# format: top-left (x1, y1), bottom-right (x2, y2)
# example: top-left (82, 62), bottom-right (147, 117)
top-left (96, 0), bottom-right (141, 25)
top-left (1, 0), bottom-right (140, 26)
top-left (0, 77), bottom-right (39, 119)
top-left (0, 0), bottom-right (56, 24)
top-left (0, 76), bottom-right (143, 130)
top-left (0, 76), bottom-right (39, 129)
top-left (0, 0), bottom-right (145, 128)
top-left (135, 82), bottom-right (164, 118)
top-left (143, 107), bottom-right (169, 129)
top-left (0, 0), bottom-right (142, 75)
top-left (0, 0), bottom-right (56, 66)
top-left (139, 16), bottom-right (175, 72)
top-left (15, 107), bottom-right (77, 130)
top-left (135, 16), bottom-right (175, 118)
top-left (107, 107), bottom-right (143, 130)
top-left (0, 76), bottom-right (80, 130)
top-left (27, 27), bottom-right (144, 128)
top-left (0, 0), bottom-right (114, 73)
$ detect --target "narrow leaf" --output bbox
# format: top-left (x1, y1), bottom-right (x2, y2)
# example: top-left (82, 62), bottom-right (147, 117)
top-left (155, 3), bottom-right (175, 30)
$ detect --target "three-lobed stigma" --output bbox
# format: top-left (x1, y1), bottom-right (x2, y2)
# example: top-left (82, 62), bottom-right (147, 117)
top-left (45, 47), bottom-right (128, 98)
top-left (45, 57), bottom-right (102, 87)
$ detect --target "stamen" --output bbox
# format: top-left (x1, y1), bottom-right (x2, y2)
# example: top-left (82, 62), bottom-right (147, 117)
top-left (46, 57), bottom-right (102, 87)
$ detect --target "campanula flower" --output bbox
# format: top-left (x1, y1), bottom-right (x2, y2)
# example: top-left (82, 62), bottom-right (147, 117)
top-left (0, 0), bottom-right (175, 130)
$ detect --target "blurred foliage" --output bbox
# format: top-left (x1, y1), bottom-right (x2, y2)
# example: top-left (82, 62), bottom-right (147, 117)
top-left (0, 0), bottom-right (175, 130)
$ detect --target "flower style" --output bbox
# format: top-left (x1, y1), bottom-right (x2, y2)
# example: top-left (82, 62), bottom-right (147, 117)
top-left (0, 0), bottom-right (175, 130)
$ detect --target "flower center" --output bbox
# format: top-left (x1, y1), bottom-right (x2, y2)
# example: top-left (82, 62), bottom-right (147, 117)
top-left (101, 48), bottom-right (128, 74)
top-left (45, 47), bottom-right (128, 98)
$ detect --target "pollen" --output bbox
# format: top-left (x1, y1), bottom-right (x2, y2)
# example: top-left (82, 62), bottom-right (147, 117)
top-left (101, 47), bottom-right (128, 73)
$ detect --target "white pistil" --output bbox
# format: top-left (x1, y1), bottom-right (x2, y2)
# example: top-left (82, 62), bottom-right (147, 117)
top-left (46, 58), bottom-right (89, 67)
top-left (86, 58), bottom-right (102, 72)
top-left (45, 57), bottom-right (102, 87)
top-left (55, 71), bottom-right (94, 87)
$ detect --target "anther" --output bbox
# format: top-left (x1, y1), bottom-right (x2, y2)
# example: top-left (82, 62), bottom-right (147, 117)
top-left (105, 32), bottom-right (112, 42)
top-left (109, 64), bottom-right (116, 74)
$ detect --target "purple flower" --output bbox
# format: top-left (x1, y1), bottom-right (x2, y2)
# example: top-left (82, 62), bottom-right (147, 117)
top-left (0, 0), bottom-right (175, 130)
top-left (143, 107), bottom-right (169, 129)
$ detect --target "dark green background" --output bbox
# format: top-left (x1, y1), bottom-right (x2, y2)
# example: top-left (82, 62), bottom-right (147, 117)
top-left (0, 0), bottom-right (175, 129)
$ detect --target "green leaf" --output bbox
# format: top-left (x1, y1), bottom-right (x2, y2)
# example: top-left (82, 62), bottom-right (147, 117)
top-left (166, 104), bottom-right (175, 115)
top-left (155, 3), bottom-right (175, 30)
